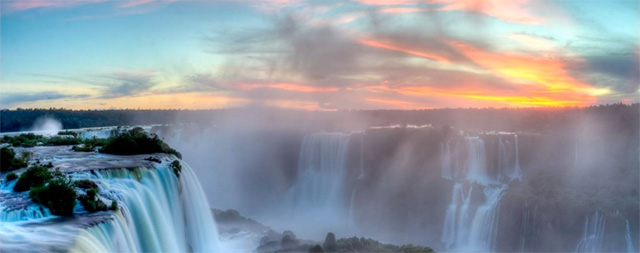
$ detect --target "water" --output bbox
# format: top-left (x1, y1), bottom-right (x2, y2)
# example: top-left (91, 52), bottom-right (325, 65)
top-left (0, 156), bottom-right (220, 252)
top-left (286, 132), bottom-right (351, 235)
top-left (626, 219), bottom-right (635, 253)
top-left (440, 136), bottom-right (509, 252)
top-left (575, 212), bottom-right (605, 253)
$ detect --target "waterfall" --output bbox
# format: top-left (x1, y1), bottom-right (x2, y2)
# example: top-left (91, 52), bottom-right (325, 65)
top-left (441, 140), bottom-right (453, 180)
top-left (440, 136), bottom-right (509, 252)
top-left (575, 212), bottom-right (605, 253)
top-left (286, 132), bottom-right (351, 227)
top-left (510, 135), bottom-right (523, 181)
top-left (69, 160), bottom-right (220, 252)
top-left (626, 219), bottom-right (635, 253)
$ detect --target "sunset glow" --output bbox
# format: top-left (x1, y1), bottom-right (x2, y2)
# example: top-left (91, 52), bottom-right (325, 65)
top-left (1, 0), bottom-right (637, 110)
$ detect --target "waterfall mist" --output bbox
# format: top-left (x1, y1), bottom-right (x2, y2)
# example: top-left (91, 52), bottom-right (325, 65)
top-left (153, 106), bottom-right (639, 252)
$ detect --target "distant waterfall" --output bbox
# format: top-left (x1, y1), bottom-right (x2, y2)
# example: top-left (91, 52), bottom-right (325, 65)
top-left (575, 212), bottom-right (605, 253)
top-left (287, 132), bottom-right (351, 223)
top-left (498, 135), bottom-right (523, 181)
top-left (71, 160), bottom-right (219, 252)
top-left (440, 136), bottom-right (516, 252)
top-left (626, 219), bottom-right (635, 253)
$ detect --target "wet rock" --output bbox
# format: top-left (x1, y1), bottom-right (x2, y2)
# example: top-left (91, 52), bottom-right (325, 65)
top-left (281, 234), bottom-right (300, 249)
top-left (323, 233), bottom-right (337, 252)
top-left (308, 244), bottom-right (324, 253)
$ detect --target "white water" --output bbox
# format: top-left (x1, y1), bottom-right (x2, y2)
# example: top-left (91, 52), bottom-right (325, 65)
top-left (0, 157), bottom-right (220, 252)
top-left (575, 212), bottom-right (605, 252)
top-left (71, 160), bottom-right (220, 252)
top-left (440, 136), bottom-right (513, 252)
top-left (626, 219), bottom-right (635, 253)
top-left (286, 132), bottom-right (351, 234)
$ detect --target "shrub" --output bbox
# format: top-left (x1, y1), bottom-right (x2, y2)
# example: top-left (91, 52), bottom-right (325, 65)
top-left (44, 136), bottom-right (81, 146)
top-left (73, 179), bottom-right (98, 189)
top-left (1, 147), bottom-right (28, 172)
top-left (100, 127), bottom-right (182, 158)
top-left (110, 201), bottom-right (118, 211)
top-left (78, 188), bottom-right (108, 213)
top-left (72, 137), bottom-right (107, 152)
top-left (1, 133), bottom-right (43, 147)
top-left (14, 165), bottom-right (52, 192)
top-left (6, 172), bottom-right (17, 181)
top-left (170, 160), bottom-right (182, 176)
top-left (29, 176), bottom-right (77, 216)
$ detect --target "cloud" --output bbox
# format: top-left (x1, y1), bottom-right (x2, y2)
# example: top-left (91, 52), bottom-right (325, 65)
top-left (1, 0), bottom-right (105, 13)
top-left (98, 70), bottom-right (159, 98)
top-left (0, 92), bottom-right (89, 108)
top-left (354, 0), bottom-right (545, 24)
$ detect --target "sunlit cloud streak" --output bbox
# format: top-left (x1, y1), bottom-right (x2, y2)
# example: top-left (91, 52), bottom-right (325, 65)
top-left (1, 0), bottom-right (638, 109)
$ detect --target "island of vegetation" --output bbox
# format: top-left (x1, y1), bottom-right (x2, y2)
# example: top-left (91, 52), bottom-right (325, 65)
top-left (1, 127), bottom-right (181, 216)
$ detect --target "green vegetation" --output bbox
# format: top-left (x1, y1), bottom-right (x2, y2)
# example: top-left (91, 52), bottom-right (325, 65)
top-left (17, 166), bottom-right (116, 215)
top-left (170, 160), bottom-right (182, 176)
top-left (0, 147), bottom-right (28, 172)
top-left (100, 127), bottom-right (182, 158)
top-left (78, 188), bottom-right (108, 213)
top-left (72, 137), bottom-right (107, 152)
top-left (45, 136), bottom-right (81, 145)
top-left (29, 173), bottom-right (77, 216)
top-left (333, 237), bottom-right (434, 253)
top-left (57, 130), bottom-right (78, 137)
top-left (2, 133), bottom-right (42, 147)
top-left (110, 200), bottom-right (119, 211)
top-left (1, 133), bottom-right (81, 147)
top-left (73, 179), bottom-right (98, 189)
top-left (14, 165), bottom-right (52, 192)
top-left (5, 172), bottom-right (17, 181)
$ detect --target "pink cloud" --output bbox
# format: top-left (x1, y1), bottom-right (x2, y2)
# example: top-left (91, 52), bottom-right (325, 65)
top-left (118, 0), bottom-right (156, 9)
top-left (354, 0), bottom-right (544, 24)
top-left (3, 0), bottom-right (104, 13)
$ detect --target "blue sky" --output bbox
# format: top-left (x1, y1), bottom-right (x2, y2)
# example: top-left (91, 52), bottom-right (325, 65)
top-left (1, 0), bottom-right (638, 110)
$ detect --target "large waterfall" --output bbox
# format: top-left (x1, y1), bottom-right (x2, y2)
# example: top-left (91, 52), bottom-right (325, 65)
top-left (440, 135), bottom-right (519, 252)
top-left (575, 212), bottom-right (606, 253)
top-left (0, 155), bottom-right (219, 252)
top-left (286, 132), bottom-right (351, 234)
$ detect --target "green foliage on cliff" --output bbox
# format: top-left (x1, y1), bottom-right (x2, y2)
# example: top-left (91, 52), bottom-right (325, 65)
top-left (0, 147), bottom-right (28, 172)
top-left (14, 165), bottom-right (52, 192)
top-left (170, 160), bottom-right (182, 176)
top-left (100, 127), bottom-right (181, 158)
top-left (5, 172), bottom-right (17, 181)
top-left (29, 172), bottom-right (77, 216)
top-left (1, 133), bottom-right (81, 147)
top-left (78, 188), bottom-right (108, 213)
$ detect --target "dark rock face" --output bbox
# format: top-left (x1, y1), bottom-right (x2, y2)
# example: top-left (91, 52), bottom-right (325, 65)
top-left (322, 233), bottom-right (337, 252)
top-left (281, 234), bottom-right (300, 249)
top-left (308, 244), bottom-right (324, 253)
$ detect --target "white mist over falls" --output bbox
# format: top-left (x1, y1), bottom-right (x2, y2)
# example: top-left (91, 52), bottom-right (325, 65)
top-left (1, 108), bottom-right (639, 252)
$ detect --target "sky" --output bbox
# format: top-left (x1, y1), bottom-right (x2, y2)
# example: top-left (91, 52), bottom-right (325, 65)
top-left (1, 0), bottom-right (638, 110)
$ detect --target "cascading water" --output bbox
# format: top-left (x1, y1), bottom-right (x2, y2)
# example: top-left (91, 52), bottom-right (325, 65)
top-left (71, 160), bottom-right (219, 252)
top-left (0, 155), bottom-right (219, 252)
top-left (575, 212), bottom-right (605, 253)
top-left (626, 219), bottom-right (635, 253)
top-left (440, 135), bottom-right (519, 252)
top-left (286, 132), bottom-right (351, 232)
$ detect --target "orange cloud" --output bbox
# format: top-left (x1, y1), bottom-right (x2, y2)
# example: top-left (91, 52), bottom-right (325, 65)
top-left (449, 41), bottom-right (591, 93)
top-left (387, 85), bottom-right (593, 107)
top-left (235, 83), bottom-right (339, 93)
top-left (269, 83), bottom-right (339, 92)
top-left (358, 38), bottom-right (450, 63)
